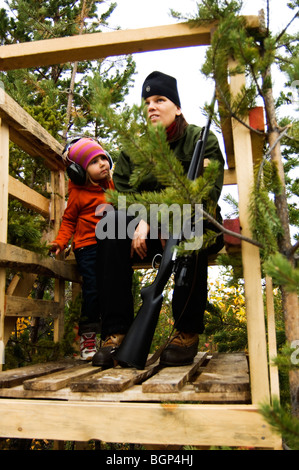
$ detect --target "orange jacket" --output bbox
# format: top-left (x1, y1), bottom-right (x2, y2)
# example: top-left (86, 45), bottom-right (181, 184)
top-left (52, 179), bottom-right (115, 251)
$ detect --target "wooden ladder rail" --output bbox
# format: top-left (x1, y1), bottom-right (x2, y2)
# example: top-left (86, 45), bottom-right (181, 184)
top-left (0, 91), bottom-right (81, 370)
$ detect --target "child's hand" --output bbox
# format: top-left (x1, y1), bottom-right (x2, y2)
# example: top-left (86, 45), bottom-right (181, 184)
top-left (48, 242), bottom-right (61, 256)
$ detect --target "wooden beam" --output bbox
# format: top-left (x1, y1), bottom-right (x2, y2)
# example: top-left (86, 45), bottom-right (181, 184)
top-left (220, 113), bottom-right (235, 169)
top-left (0, 242), bottom-right (81, 283)
top-left (249, 106), bottom-right (266, 164)
top-left (229, 61), bottom-right (270, 405)
top-left (0, 23), bottom-right (213, 71)
top-left (0, 18), bottom-right (260, 71)
top-left (223, 168), bottom-right (236, 185)
top-left (266, 275), bottom-right (280, 399)
top-left (5, 296), bottom-right (60, 319)
top-left (0, 399), bottom-right (280, 448)
top-left (5, 273), bottom-right (37, 346)
top-left (0, 91), bottom-right (64, 170)
top-left (8, 175), bottom-right (50, 218)
top-left (51, 170), bottom-right (66, 342)
top-left (0, 120), bottom-right (9, 368)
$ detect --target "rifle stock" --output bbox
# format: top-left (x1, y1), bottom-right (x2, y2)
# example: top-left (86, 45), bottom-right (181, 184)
top-left (114, 94), bottom-right (216, 369)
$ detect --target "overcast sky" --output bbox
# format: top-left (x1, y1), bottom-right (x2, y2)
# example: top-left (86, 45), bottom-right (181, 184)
top-left (2, 0), bottom-right (296, 219)
top-left (105, 0), bottom-right (297, 219)
top-left (106, 0), bottom-right (297, 126)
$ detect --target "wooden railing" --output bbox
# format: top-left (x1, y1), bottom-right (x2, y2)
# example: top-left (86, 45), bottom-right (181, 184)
top-left (0, 90), bottom-right (81, 353)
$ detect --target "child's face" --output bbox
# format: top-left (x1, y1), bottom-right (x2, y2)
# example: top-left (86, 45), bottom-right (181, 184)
top-left (86, 154), bottom-right (110, 182)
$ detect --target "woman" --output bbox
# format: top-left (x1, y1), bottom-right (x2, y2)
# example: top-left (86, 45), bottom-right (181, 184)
top-left (93, 71), bottom-right (224, 368)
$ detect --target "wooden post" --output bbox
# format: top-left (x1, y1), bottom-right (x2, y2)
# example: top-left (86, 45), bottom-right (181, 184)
top-left (51, 170), bottom-right (66, 342)
top-left (266, 275), bottom-right (280, 399)
top-left (0, 119), bottom-right (9, 369)
top-left (229, 63), bottom-right (270, 404)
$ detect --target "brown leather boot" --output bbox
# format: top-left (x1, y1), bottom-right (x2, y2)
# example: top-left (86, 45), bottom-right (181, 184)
top-left (92, 334), bottom-right (125, 368)
top-left (160, 331), bottom-right (199, 367)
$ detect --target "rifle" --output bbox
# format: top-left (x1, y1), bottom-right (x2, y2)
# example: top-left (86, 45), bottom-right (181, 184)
top-left (114, 93), bottom-right (216, 369)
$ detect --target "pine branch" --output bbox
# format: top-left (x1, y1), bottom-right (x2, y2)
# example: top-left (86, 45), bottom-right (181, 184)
top-left (275, 9), bottom-right (299, 44)
top-left (260, 398), bottom-right (299, 450)
top-left (263, 253), bottom-right (299, 292)
top-left (107, 187), bottom-right (263, 250)
top-left (200, 207), bottom-right (263, 248)
top-left (288, 239), bottom-right (299, 258)
top-left (216, 84), bottom-right (265, 136)
top-left (256, 125), bottom-right (292, 189)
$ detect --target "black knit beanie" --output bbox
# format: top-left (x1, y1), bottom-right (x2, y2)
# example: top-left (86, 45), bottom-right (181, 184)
top-left (141, 71), bottom-right (181, 107)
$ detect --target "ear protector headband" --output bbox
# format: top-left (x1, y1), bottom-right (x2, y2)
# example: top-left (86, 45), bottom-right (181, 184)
top-left (62, 137), bottom-right (113, 186)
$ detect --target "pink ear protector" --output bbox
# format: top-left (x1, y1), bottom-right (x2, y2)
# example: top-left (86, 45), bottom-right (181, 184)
top-left (63, 137), bottom-right (113, 185)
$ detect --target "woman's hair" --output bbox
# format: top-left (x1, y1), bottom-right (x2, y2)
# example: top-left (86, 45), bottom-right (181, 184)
top-left (167, 114), bottom-right (188, 143)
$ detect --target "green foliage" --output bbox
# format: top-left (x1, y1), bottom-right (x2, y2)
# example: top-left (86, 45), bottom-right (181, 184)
top-left (1, 0), bottom-right (298, 450)
top-left (173, 1), bottom-right (299, 263)
top-left (8, 201), bottom-right (48, 254)
top-left (172, 0), bottom-right (242, 23)
top-left (4, 318), bottom-right (61, 370)
top-left (272, 342), bottom-right (299, 373)
top-left (88, 82), bottom-right (220, 254)
top-left (0, 0), bottom-right (135, 139)
top-left (4, 289), bottom-right (82, 369)
top-left (264, 253), bottom-right (299, 293)
top-left (1, 0), bottom-right (112, 42)
top-left (190, 1), bottom-right (260, 120)
top-left (24, 95), bottom-right (65, 136)
top-left (249, 184), bottom-right (283, 259)
top-left (260, 398), bottom-right (299, 450)
top-left (59, 294), bottom-right (83, 357)
top-left (204, 275), bottom-right (248, 352)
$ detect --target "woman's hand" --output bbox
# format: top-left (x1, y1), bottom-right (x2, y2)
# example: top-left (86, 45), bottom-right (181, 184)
top-left (131, 220), bottom-right (150, 259)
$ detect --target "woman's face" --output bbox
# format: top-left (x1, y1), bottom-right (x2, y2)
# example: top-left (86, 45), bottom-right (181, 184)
top-left (144, 95), bottom-right (181, 128)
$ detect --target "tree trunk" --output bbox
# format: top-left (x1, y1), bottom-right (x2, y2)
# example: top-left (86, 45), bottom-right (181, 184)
top-left (63, 61), bottom-right (78, 139)
top-left (263, 66), bottom-right (299, 417)
top-left (62, 0), bottom-right (88, 139)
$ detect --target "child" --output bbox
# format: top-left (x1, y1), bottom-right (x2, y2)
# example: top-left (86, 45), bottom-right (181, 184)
top-left (49, 137), bottom-right (114, 360)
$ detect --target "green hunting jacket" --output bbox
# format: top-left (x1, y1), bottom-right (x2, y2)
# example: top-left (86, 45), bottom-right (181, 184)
top-left (113, 124), bottom-right (225, 213)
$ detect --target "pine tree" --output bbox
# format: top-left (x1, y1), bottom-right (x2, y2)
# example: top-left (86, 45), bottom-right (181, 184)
top-left (172, 0), bottom-right (299, 422)
top-left (0, 0), bottom-right (135, 139)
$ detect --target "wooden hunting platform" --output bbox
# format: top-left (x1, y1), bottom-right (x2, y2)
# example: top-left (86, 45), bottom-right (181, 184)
top-left (0, 15), bottom-right (282, 448)
top-left (0, 352), bottom-right (250, 404)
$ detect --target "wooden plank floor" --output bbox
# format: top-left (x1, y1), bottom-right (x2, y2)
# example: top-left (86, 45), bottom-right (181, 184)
top-left (0, 352), bottom-right (251, 404)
